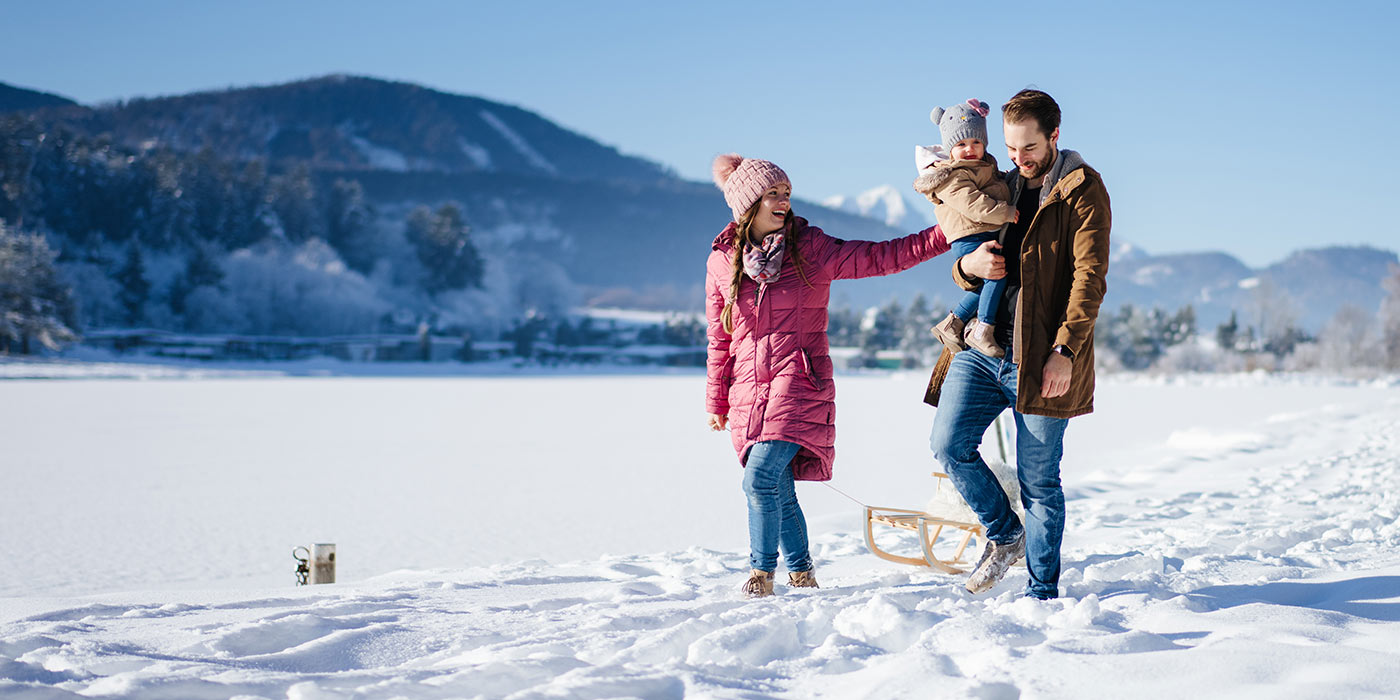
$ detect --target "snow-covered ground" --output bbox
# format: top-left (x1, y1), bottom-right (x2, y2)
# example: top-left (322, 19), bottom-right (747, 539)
top-left (2, 363), bottom-right (1399, 698)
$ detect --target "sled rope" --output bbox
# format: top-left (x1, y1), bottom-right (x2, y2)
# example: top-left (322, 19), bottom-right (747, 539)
top-left (821, 482), bottom-right (868, 508)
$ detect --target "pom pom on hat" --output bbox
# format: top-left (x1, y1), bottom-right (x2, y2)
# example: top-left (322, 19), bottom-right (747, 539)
top-left (712, 153), bottom-right (743, 189)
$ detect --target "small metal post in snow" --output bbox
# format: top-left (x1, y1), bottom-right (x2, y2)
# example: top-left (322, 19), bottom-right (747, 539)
top-left (309, 543), bottom-right (336, 584)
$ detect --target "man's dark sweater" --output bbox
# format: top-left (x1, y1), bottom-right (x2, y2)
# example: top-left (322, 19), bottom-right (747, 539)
top-left (992, 185), bottom-right (1041, 349)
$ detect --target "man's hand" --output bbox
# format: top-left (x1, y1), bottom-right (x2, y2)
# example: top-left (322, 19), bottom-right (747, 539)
top-left (1041, 352), bottom-right (1072, 398)
top-left (707, 413), bottom-right (729, 431)
top-left (960, 240), bottom-right (1006, 280)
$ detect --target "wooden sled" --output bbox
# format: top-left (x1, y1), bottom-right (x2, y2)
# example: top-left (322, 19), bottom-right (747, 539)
top-left (863, 412), bottom-right (1018, 574)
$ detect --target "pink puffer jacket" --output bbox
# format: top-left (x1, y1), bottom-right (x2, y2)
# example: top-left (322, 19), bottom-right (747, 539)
top-left (705, 217), bottom-right (950, 481)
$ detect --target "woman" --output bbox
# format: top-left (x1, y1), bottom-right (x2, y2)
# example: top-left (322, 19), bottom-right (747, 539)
top-left (705, 153), bottom-right (950, 597)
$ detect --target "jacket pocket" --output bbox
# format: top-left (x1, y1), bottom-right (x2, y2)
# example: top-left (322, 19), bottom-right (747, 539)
top-left (799, 349), bottom-right (821, 390)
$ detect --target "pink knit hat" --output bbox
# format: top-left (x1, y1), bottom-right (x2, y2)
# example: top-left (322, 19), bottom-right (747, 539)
top-left (712, 154), bottom-right (790, 222)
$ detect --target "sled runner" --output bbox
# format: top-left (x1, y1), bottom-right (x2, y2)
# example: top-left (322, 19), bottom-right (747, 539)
top-left (863, 412), bottom-right (1021, 573)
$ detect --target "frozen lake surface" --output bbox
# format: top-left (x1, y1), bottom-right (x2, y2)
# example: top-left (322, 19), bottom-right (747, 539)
top-left (2, 363), bottom-right (1398, 698)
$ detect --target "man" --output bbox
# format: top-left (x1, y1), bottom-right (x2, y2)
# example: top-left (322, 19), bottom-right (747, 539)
top-left (924, 89), bottom-right (1111, 600)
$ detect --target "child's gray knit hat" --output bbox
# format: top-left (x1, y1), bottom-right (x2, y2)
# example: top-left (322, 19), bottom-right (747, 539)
top-left (930, 98), bottom-right (991, 153)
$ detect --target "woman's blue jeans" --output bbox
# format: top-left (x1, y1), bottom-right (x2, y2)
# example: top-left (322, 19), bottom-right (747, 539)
top-left (742, 440), bottom-right (812, 573)
top-left (929, 349), bottom-right (1068, 599)
top-left (949, 232), bottom-right (1006, 324)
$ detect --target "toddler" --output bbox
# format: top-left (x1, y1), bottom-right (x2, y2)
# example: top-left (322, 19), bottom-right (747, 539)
top-left (913, 98), bottom-right (1018, 357)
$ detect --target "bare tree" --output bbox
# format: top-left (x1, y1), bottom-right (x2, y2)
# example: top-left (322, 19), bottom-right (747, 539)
top-left (1380, 264), bottom-right (1400, 371)
top-left (1250, 278), bottom-right (1307, 357)
top-left (1316, 304), bottom-right (1377, 372)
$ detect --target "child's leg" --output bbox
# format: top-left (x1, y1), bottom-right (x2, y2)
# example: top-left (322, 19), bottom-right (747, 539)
top-left (775, 462), bottom-right (811, 573)
top-left (950, 233), bottom-right (996, 321)
top-left (951, 290), bottom-right (980, 321)
top-left (741, 440), bottom-right (804, 572)
top-left (977, 276), bottom-right (1006, 325)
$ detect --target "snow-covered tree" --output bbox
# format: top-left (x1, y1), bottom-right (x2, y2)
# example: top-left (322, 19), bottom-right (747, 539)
top-left (1162, 305), bottom-right (1196, 347)
top-left (208, 239), bottom-right (389, 336)
top-left (57, 259), bottom-right (122, 329)
top-left (268, 164), bottom-right (323, 243)
top-left (1100, 305), bottom-right (1163, 370)
top-left (827, 306), bottom-right (861, 347)
top-left (169, 243), bottom-right (226, 316)
top-left (860, 299), bottom-right (902, 352)
top-left (406, 203), bottom-right (484, 294)
top-left (324, 178), bottom-right (375, 272)
top-left (1215, 311), bottom-right (1240, 352)
top-left (0, 118), bottom-right (41, 228)
top-left (114, 242), bottom-right (150, 326)
top-left (900, 293), bottom-right (939, 364)
top-left (1316, 304), bottom-right (1378, 372)
top-left (1097, 304), bottom-right (1199, 370)
top-left (0, 221), bottom-right (77, 353)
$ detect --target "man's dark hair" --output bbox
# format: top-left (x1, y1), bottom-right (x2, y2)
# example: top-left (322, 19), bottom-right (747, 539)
top-left (1002, 89), bottom-right (1061, 139)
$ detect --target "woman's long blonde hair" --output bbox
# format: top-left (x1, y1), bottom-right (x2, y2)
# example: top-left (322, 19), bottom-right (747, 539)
top-left (720, 202), bottom-right (812, 334)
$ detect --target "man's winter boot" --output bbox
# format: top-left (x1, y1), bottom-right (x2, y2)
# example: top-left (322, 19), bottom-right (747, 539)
top-left (932, 313), bottom-right (968, 351)
top-left (788, 569), bottom-right (819, 589)
top-left (965, 320), bottom-right (1005, 358)
top-left (965, 532), bottom-right (1025, 594)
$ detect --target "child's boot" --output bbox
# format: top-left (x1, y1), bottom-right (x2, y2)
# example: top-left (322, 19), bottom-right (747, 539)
top-left (788, 569), bottom-right (819, 589)
top-left (741, 569), bottom-right (775, 598)
top-left (965, 320), bottom-right (1005, 358)
top-left (932, 313), bottom-right (967, 351)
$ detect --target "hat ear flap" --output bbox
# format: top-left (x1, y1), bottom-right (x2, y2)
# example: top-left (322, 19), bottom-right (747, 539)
top-left (929, 107), bottom-right (945, 125)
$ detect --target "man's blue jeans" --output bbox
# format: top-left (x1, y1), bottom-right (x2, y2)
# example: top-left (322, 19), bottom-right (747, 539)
top-left (929, 349), bottom-right (1068, 599)
top-left (742, 440), bottom-right (812, 573)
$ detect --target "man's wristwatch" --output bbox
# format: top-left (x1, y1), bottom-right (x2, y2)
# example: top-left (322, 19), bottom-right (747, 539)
top-left (1051, 345), bottom-right (1075, 360)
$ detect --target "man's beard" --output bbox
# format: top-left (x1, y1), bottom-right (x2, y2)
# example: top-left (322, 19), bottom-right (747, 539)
top-left (1020, 151), bottom-right (1055, 180)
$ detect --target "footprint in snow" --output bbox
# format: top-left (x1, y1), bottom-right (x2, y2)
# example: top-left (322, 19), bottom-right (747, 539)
top-left (606, 562), bottom-right (660, 577)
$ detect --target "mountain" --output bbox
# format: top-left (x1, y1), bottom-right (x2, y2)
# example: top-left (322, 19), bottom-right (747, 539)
top-left (822, 185), bottom-right (932, 231)
top-left (0, 81), bottom-right (77, 113)
top-left (1105, 244), bottom-right (1398, 332)
top-left (55, 75), bottom-right (930, 304)
top-left (45, 75), bottom-right (668, 182)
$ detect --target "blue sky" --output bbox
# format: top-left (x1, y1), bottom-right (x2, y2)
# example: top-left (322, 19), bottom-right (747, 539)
top-left (3, 0), bottom-right (1396, 266)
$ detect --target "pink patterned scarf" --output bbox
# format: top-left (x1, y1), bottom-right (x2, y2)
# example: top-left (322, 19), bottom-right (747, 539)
top-left (742, 233), bottom-right (786, 284)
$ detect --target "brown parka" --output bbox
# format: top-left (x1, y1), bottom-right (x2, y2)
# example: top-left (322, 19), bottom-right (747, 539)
top-left (911, 154), bottom-right (1017, 243)
top-left (924, 149), bottom-right (1111, 418)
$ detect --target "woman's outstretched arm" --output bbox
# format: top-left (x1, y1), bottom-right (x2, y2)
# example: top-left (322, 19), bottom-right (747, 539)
top-left (812, 225), bottom-right (950, 281)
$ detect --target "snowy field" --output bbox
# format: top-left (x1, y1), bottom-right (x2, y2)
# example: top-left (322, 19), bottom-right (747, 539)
top-left (2, 361), bottom-right (1399, 699)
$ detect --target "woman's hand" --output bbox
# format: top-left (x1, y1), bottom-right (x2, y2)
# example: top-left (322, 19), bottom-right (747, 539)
top-left (961, 240), bottom-right (1006, 280)
top-left (707, 413), bottom-right (729, 431)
